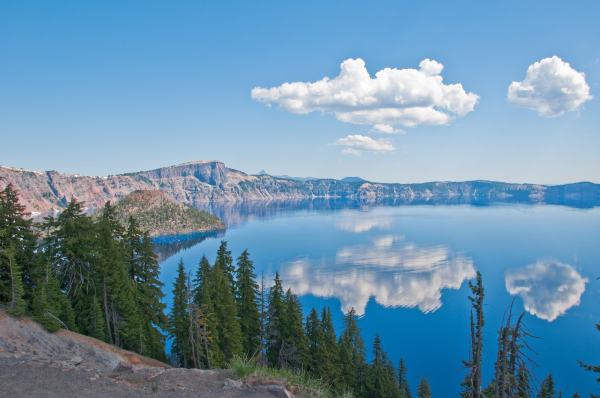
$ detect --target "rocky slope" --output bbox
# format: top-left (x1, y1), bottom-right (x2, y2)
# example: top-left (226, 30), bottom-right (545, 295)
top-left (1, 160), bottom-right (599, 216)
top-left (0, 310), bottom-right (294, 398)
top-left (111, 190), bottom-right (224, 236)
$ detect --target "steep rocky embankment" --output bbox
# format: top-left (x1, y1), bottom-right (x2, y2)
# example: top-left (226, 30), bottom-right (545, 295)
top-left (1, 160), bottom-right (599, 216)
top-left (0, 310), bottom-right (293, 398)
top-left (112, 190), bottom-right (225, 236)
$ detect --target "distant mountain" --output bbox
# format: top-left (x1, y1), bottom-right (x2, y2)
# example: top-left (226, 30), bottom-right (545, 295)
top-left (1, 160), bottom-right (600, 216)
top-left (341, 176), bottom-right (367, 183)
top-left (110, 190), bottom-right (224, 236)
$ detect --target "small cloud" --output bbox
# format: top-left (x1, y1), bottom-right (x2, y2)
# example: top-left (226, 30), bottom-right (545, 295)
top-left (335, 134), bottom-right (394, 155)
top-left (505, 260), bottom-right (587, 322)
top-left (372, 124), bottom-right (398, 134)
top-left (508, 56), bottom-right (592, 117)
top-left (252, 58), bottom-right (479, 130)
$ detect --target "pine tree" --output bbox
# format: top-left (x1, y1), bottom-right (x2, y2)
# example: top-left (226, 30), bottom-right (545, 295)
top-left (338, 308), bottom-right (367, 397)
top-left (267, 272), bottom-right (286, 367)
top-left (0, 184), bottom-right (35, 316)
top-left (537, 374), bottom-right (555, 398)
top-left (192, 255), bottom-right (221, 367)
top-left (96, 201), bottom-right (141, 350)
top-left (212, 246), bottom-right (242, 365)
top-left (169, 260), bottom-right (191, 367)
top-left (321, 307), bottom-right (338, 385)
top-left (43, 199), bottom-right (105, 339)
top-left (126, 223), bottom-right (167, 360)
top-left (215, 240), bottom-right (235, 291)
top-left (367, 334), bottom-right (402, 398)
top-left (515, 363), bottom-right (531, 398)
top-left (235, 249), bottom-right (261, 358)
top-left (462, 272), bottom-right (485, 398)
top-left (398, 359), bottom-right (412, 398)
top-left (281, 288), bottom-right (307, 369)
top-left (305, 308), bottom-right (324, 377)
top-left (417, 379), bottom-right (432, 398)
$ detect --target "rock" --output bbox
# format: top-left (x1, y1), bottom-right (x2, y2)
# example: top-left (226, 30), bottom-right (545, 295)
top-left (222, 378), bottom-right (243, 389)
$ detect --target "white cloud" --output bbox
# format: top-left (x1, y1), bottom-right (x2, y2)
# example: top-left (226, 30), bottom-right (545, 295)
top-left (372, 124), bottom-right (398, 134)
top-left (335, 213), bottom-right (392, 233)
top-left (508, 56), bottom-right (592, 117)
top-left (251, 58), bottom-right (479, 129)
top-left (335, 134), bottom-right (394, 155)
top-left (279, 235), bottom-right (476, 315)
top-left (505, 260), bottom-right (587, 322)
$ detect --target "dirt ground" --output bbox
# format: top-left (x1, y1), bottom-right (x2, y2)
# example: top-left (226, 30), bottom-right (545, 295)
top-left (0, 311), bottom-right (292, 398)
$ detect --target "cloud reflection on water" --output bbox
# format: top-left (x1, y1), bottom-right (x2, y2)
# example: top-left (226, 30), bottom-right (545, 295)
top-left (505, 260), bottom-right (587, 322)
top-left (280, 235), bottom-right (476, 315)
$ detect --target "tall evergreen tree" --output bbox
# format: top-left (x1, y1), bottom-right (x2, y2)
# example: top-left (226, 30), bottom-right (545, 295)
top-left (235, 249), bottom-right (261, 358)
top-left (462, 272), bottom-right (485, 398)
top-left (367, 334), bottom-right (401, 398)
top-left (321, 307), bottom-right (338, 385)
top-left (266, 272), bottom-right (286, 367)
top-left (305, 308), bottom-right (324, 377)
top-left (96, 201), bottom-right (141, 350)
top-left (44, 199), bottom-right (105, 339)
top-left (169, 260), bottom-right (191, 367)
top-left (0, 184), bottom-right (35, 316)
top-left (398, 359), bottom-right (412, 398)
top-left (536, 374), bottom-right (555, 398)
top-left (515, 363), bottom-right (531, 398)
top-left (281, 289), bottom-right (307, 369)
top-left (126, 221), bottom-right (167, 360)
top-left (215, 240), bottom-right (235, 291)
top-left (417, 379), bottom-right (432, 398)
top-left (338, 308), bottom-right (367, 397)
top-left (212, 245), bottom-right (242, 365)
top-left (192, 255), bottom-right (221, 367)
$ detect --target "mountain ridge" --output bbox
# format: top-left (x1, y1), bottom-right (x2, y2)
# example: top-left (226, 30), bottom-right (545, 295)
top-left (1, 160), bottom-right (599, 216)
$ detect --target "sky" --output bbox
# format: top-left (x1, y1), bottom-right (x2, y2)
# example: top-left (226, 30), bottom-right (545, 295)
top-left (1, 1), bottom-right (599, 184)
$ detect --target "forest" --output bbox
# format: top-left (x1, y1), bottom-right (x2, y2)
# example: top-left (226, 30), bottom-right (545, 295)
top-left (0, 183), bottom-right (597, 398)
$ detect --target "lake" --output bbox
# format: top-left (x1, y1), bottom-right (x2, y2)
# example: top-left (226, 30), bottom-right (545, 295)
top-left (157, 203), bottom-right (600, 397)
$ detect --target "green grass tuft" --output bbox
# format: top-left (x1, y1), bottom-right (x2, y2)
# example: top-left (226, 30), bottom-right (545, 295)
top-left (228, 356), bottom-right (354, 398)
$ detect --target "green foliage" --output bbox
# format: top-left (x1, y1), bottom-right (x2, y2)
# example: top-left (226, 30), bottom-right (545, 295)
top-left (398, 359), bottom-right (412, 398)
top-left (111, 190), bottom-right (223, 236)
top-left (168, 260), bottom-right (191, 367)
top-left (236, 249), bottom-right (261, 358)
top-left (367, 335), bottom-right (402, 398)
top-left (417, 379), bottom-right (432, 398)
top-left (338, 308), bottom-right (367, 397)
top-left (267, 272), bottom-right (286, 367)
top-left (229, 356), bottom-right (354, 398)
top-left (536, 374), bottom-right (555, 398)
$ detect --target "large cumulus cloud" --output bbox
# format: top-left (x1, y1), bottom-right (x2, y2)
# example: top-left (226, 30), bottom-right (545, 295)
top-left (505, 260), bottom-right (587, 321)
top-left (508, 56), bottom-right (592, 117)
top-left (280, 235), bottom-right (476, 315)
top-left (251, 58), bottom-right (479, 132)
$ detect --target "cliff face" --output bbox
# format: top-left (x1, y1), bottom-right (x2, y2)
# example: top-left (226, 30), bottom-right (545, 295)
top-left (1, 161), bottom-right (599, 216)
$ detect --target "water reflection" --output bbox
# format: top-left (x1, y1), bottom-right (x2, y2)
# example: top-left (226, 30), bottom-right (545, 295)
top-left (505, 260), bottom-right (587, 321)
top-left (153, 230), bottom-right (224, 262)
top-left (280, 235), bottom-right (476, 315)
top-left (335, 213), bottom-right (392, 233)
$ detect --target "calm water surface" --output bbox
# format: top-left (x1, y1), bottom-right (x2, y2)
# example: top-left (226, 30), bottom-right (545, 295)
top-left (158, 204), bottom-right (600, 397)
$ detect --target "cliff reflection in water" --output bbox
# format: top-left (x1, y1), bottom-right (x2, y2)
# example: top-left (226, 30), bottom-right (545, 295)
top-left (153, 230), bottom-right (225, 262)
top-left (279, 234), bottom-right (476, 316)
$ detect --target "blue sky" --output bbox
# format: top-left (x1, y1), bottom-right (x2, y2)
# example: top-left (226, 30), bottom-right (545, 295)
top-left (1, 1), bottom-right (599, 184)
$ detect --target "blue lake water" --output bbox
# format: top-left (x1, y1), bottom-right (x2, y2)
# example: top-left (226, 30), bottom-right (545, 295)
top-left (158, 203), bottom-right (600, 397)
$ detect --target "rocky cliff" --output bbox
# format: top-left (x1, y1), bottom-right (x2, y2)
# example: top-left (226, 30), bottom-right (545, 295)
top-left (1, 160), bottom-right (599, 216)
